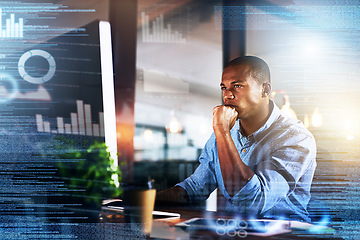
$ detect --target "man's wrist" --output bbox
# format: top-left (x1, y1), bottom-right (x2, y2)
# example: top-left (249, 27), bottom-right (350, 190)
top-left (213, 126), bottom-right (231, 136)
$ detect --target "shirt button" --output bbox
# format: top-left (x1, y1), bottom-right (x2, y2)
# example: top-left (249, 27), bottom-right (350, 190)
top-left (242, 149), bottom-right (246, 153)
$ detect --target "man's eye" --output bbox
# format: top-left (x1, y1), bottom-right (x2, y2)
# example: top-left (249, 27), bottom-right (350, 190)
top-left (221, 87), bottom-right (226, 90)
top-left (234, 85), bottom-right (242, 88)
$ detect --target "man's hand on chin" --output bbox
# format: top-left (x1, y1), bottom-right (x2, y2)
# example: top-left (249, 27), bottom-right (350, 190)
top-left (213, 105), bottom-right (238, 132)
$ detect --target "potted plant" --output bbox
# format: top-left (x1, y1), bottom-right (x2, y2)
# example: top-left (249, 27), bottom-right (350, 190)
top-left (52, 136), bottom-right (123, 222)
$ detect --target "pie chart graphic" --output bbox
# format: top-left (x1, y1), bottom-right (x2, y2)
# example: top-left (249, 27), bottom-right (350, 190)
top-left (18, 49), bottom-right (56, 84)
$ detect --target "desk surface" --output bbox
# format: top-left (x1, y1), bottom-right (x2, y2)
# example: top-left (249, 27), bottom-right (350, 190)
top-left (100, 208), bottom-right (340, 240)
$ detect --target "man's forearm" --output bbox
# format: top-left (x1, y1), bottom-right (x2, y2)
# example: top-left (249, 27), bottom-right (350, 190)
top-left (214, 129), bottom-right (254, 196)
top-left (155, 186), bottom-right (190, 207)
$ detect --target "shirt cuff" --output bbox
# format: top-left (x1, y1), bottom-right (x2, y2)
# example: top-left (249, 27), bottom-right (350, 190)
top-left (175, 182), bottom-right (194, 203)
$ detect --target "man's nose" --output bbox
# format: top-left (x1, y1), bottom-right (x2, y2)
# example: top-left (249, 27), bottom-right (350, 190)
top-left (223, 90), bottom-right (234, 100)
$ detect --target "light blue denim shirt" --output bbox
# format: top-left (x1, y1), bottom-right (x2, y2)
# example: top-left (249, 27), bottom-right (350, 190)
top-left (177, 101), bottom-right (316, 222)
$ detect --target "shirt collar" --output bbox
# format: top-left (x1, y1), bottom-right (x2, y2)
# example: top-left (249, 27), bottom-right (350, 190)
top-left (238, 100), bottom-right (280, 142)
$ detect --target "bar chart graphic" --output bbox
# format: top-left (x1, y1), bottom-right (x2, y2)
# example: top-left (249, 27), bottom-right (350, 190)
top-left (0, 9), bottom-right (24, 38)
top-left (141, 11), bottom-right (187, 43)
top-left (36, 100), bottom-right (105, 137)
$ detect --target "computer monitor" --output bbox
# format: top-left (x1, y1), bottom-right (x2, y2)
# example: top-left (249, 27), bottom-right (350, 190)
top-left (0, 20), bottom-right (118, 225)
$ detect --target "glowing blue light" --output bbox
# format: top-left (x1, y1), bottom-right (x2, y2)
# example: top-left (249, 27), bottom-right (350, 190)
top-left (309, 215), bottom-right (332, 234)
top-left (0, 74), bottom-right (19, 103)
top-left (203, 212), bottom-right (249, 237)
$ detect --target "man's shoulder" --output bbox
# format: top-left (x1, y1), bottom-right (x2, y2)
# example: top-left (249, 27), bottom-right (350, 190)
top-left (270, 113), bottom-right (316, 146)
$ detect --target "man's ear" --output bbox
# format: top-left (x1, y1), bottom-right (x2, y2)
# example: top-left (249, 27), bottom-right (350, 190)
top-left (262, 83), bottom-right (271, 97)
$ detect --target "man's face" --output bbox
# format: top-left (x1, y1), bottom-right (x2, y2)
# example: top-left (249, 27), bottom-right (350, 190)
top-left (220, 64), bottom-right (267, 120)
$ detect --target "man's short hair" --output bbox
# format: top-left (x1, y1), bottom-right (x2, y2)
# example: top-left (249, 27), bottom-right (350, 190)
top-left (225, 56), bottom-right (271, 84)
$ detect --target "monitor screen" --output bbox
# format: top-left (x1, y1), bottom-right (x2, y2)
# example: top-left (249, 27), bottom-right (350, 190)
top-left (0, 19), bottom-right (119, 228)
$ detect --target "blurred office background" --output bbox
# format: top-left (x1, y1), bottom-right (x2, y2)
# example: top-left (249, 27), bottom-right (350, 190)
top-left (132, 1), bottom-right (360, 238)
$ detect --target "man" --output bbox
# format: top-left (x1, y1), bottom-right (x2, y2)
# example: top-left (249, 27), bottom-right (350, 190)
top-left (156, 56), bottom-right (316, 222)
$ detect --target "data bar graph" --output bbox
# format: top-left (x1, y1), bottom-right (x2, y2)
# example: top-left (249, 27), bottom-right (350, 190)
top-left (35, 100), bottom-right (105, 137)
top-left (77, 100), bottom-right (86, 135)
top-left (84, 104), bottom-right (93, 136)
top-left (93, 124), bottom-right (100, 137)
top-left (141, 12), bottom-right (186, 43)
top-left (56, 117), bottom-right (64, 134)
top-left (70, 113), bottom-right (78, 135)
top-left (0, 9), bottom-right (24, 38)
top-left (43, 121), bottom-right (50, 132)
top-left (65, 124), bottom-right (71, 134)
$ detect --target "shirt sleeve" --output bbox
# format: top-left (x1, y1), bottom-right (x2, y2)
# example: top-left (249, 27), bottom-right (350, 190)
top-left (176, 135), bottom-right (218, 203)
top-left (230, 131), bottom-right (316, 216)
